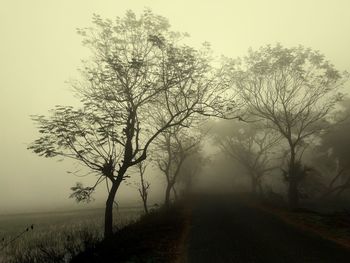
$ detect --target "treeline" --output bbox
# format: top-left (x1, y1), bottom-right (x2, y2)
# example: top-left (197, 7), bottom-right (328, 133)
top-left (29, 9), bottom-right (349, 240)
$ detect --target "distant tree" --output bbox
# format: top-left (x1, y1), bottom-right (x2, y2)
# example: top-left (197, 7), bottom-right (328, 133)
top-left (228, 44), bottom-right (347, 208)
top-left (155, 126), bottom-right (201, 207)
top-left (176, 148), bottom-right (206, 195)
top-left (29, 10), bottom-right (236, 238)
top-left (306, 99), bottom-right (350, 198)
top-left (303, 150), bottom-right (347, 199)
top-left (282, 160), bottom-right (319, 200)
top-left (213, 121), bottom-right (280, 195)
top-left (136, 161), bottom-right (150, 214)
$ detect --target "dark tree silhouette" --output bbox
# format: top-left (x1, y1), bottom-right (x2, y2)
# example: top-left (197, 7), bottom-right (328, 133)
top-left (29, 10), bottom-right (236, 238)
top-left (136, 161), bottom-right (150, 214)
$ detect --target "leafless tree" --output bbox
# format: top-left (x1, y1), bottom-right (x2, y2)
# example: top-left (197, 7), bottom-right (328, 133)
top-left (228, 44), bottom-right (347, 208)
top-left (176, 148), bottom-right (206, 195)
top-left (29, 10), bottom-right (237, 238)
top-left (135, 162), bottom-right (150, 214)
top-left (305, 120), bottom-right (350, 199)
top-left (215, 121), bottom-right (280, 195)
top-left (155, 126), bottom-right (201, 207)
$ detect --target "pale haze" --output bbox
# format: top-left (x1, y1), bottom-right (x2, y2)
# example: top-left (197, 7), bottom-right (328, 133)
top-left (1, 0), bottom-right (350, 214)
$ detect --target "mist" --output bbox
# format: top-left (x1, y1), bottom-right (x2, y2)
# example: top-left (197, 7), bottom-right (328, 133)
top-left (1, 1), bottom-right (350, 262)
top-left (1, 0), bottom-right (350, 214)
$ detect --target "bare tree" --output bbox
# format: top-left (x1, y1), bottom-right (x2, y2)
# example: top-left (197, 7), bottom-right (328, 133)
top-left (136, 162), bottom-right (150, 214)
top-left (321, 170), bottom-right (350, 199)
top-left (155, 126), bottom-right (201, 207)
top-left (228, 44), bottom-right (347, 208)
top-left (315, 158), bottom-right (350, 199)
top-left (214, 121), bottom-right (280, 195)
top-left (176, 148), bottom-right (206, 195)
top-left (317, 99), bottom-right (350, 198)
top-left (305, 109), bottom-right (350, 199)
top-left (29, 10), bottom-right (236, 238)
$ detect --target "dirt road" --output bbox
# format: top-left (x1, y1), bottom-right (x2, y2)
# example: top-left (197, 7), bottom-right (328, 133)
top-left (185, 195), bottom-right (350, 263)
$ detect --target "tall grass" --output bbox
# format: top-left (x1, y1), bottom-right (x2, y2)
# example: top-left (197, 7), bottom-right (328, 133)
top-left (0, 207), bottom-right (142, 263)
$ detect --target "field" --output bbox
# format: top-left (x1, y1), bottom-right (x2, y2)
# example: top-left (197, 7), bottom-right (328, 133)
top-left (0, 207), bottom-right (143, 263)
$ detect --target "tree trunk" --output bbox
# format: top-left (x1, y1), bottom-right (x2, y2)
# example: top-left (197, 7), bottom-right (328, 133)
top-left (142, 195), bottom-right (148, 214)
top-left (288, 156), bottom-right (299, 209)
top-left (288, 178), bottom-right (299, 209)
top-left (172, 185), bottom-right (178, 201)
top-left (165, 182), bottom-right (173, 208)
top-left (288, 150), bottom-right (299, 209)
top-left (104, 178), bottom-right (122, 239)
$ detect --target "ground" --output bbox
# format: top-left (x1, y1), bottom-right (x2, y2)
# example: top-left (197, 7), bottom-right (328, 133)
top-left (184, 194), bottom-right (350, 263)
top-left (71, 204), bottom-right (187, 263)
top-left (71, 194), bottom-right (350, 262)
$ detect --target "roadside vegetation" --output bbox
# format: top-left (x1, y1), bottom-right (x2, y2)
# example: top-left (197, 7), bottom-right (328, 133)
top-left (0, 208), bottom-right (141, 263)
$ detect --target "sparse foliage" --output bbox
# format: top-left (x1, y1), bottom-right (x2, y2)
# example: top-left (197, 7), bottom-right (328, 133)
top-left (228, 44), bottom-right (348, 208)
top-left (29, 9), bottom-right (236, 238)
top-left (212, 120), bottom-right (280, 195)
top-left (70, 183), bottom-right (96, 203)
top-left (305, 101), bottom-right (350, 199)
top-left (155, 126), bottom-right (202, 207)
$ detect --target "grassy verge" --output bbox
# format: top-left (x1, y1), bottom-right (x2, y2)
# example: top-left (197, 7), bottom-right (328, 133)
top-left (0, 208), bottom-right (141, 263)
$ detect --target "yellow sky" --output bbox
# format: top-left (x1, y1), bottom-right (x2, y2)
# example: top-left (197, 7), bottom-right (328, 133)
top-left (1, 0), bottom-right (350, 213)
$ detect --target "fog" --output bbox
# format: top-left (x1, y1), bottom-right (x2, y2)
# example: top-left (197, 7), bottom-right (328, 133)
top-left (1, 0), bottom-right (350, 215)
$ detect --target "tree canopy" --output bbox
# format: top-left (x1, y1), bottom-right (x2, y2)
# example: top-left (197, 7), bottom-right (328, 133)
top-left (29, 9), bottom-right (237, 238)
top-left (227, 44), bottom-right (348, 208)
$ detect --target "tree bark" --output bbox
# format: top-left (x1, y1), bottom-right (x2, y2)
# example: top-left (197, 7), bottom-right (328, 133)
top-left (142, 199), bottom-right (149, 214)
top-left (141, 193), bottom-right (149, 214)
top-left (288, 149), bottom-right (299, 209)
top-left (165, 182), bottom-right (173, 208)
top-left (172, 185), bottom-right (178, 201)
top-left (104, 178), bottom-right (122, 239)
top-left (139, 169), bottom-right (149, 214)
top-left (288, 178), bottom-right (299, 209)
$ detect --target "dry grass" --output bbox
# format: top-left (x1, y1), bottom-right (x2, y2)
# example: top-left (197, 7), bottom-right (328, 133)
top-left (0, 207), bottom-right (142, 263)
top-left (71, 203), bottom-right (189, 263)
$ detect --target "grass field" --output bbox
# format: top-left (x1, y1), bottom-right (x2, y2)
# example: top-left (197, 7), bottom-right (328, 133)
top-left (0, 207), bottom-right (143, 263)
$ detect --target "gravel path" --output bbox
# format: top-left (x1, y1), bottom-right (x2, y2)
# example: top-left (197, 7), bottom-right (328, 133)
top-left (186, 195), bottom-right (350, 263)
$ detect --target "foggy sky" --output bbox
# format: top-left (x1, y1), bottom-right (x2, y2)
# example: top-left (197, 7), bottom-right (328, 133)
top-left (1, 0), bottom-right (350, 214)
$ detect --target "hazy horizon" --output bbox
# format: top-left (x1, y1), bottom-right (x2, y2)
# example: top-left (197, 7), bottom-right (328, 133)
top-left (1, 0), bottom-right (350, 214)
